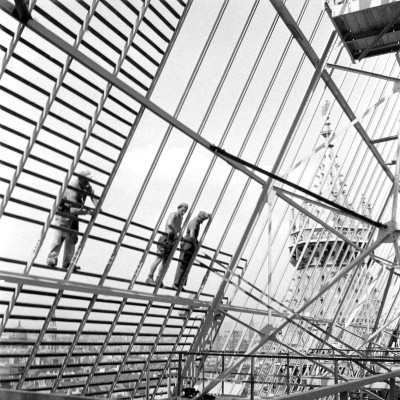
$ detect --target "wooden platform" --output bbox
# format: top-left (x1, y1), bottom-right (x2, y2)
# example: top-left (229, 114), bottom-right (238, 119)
top-left (327, 0), bottom-right (400, 61)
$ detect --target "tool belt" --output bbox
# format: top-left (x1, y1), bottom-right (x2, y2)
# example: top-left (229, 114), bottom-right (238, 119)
top-left (157, 233), bottom-right (175, 256)
top-left (58, 200), bottom-right (79, 232)
top-left (58, 199), bottom-right (70, 213)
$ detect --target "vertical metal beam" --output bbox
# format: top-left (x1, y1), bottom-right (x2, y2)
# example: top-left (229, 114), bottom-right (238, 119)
top-left (390, 378), bottom-right (396, 400)
top-left (168, 365), bottom-right (172, 396)
top-left (286, 353), bottom-right (290, 395)
top-left (222, 353), bottom-right (225, 395)
top-left (267, 198), bottom-right (272, 324)
top-left (178, 353), bottom-right (182, 397)
top-left (202, 362), bottom-right (205, 392)
top-left (250, 356), bottom-right (255, 400)
top-left (146, 364), bottom-right (150, 400)
top-left (335, 359), bottom-right (339, 400)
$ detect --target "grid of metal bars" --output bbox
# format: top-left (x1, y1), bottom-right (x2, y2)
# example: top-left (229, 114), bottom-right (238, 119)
top-left (3, 0), bottom-right (400, 399)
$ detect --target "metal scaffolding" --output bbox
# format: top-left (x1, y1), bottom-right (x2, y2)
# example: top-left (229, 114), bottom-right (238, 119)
top-left (2, 0), bottom-right (400, 399)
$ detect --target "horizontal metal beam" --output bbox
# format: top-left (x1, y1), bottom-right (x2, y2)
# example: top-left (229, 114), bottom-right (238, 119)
top-left (371, 135), bottom-right (397, 144)
top-left (327, 63), bottom-right (400, 83)
top-left (0, 270), bottom-right (210, 307)
top-left (0, 388), bottom-right (104, 400)
top-left (0, 0), bottom-right (265, 186)
top-left (268, 367), bottom-right (400, 400)
top-left (0, 270), bottom-right (270, 316)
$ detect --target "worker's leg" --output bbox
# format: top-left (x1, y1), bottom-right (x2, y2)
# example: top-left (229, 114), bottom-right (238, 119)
top-left (62, 230), bottom-right (78, 269)
top-left (47, 229), bottom-right (65, 267)
top-left (47, 216), bottom-right (68, 267)
top-left (174, 261), bottom-right (187, 287)
top-left (147, 256), bottom-right (162, 283)
top-left (155, 257), bottom-right (169, 285)
top-left (174, 251), bottom-right (192, 287)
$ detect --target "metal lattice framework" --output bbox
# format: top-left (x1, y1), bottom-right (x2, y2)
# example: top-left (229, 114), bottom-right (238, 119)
top-left (3, 0), bottom-right (400, 399)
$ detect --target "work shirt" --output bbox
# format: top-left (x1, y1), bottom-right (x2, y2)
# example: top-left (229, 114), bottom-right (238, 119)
top-left (62, 176), bottom-right (94, 211)
top-left (186, 218), bottom-right (201, 240)
top-left (58, 177), bottom-right (95, 231)
top-left (165, 211), bottom-right (183, 236)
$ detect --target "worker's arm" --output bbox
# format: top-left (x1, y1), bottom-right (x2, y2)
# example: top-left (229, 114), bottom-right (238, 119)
top-left (165, 213), bottom-right (178, 236)
top-left (89, 187), bottom-right (99, 208)
top-left (83, 185), bottom-right (100, 215)
top-left (63, 187), bottom-right (87, 216)
top-left (69, 204), bottom-right (91, 216)
top-left (188, 227), bottom-right (197, 249)
top-left (68, 185), bottom-right (97, 215)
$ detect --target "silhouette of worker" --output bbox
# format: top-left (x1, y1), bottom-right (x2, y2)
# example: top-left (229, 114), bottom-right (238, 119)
top-left (47, 169), bottom-right (98, 271)
top-left (146, 203), bottom-right (189, 286)
top-left (173, 211), bottom-right (210, 290)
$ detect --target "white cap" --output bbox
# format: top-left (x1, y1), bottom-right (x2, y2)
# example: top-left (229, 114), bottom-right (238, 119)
top-left (77, 169), bottom-right (92, 179)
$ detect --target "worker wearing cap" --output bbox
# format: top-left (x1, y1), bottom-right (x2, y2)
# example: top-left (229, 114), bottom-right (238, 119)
top-left (173, 211), bottom-right (210, 291)
top-left (47, 169), bottom-right (98, 271)
top-left (146, 203), bottom-right (189, 286)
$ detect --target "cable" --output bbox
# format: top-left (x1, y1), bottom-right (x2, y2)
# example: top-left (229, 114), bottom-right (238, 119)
top-left (209, 144), bottom-right (386, 229)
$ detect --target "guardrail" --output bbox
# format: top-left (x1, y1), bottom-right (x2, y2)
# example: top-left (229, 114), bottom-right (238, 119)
top-left (3, 367), bottom-right (400, 400)
top-left (3, 351), bottom-right (400, 400)
top-left (272, 367), bottom-right (400, 400)
top-left (0, 388), bottom-right (105, 400)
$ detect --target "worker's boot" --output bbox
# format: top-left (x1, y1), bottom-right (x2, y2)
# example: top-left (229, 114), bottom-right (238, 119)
top-left (146, 276), bottom-right (156, 285)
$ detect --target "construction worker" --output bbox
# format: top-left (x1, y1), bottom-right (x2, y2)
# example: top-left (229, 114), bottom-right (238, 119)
top-left (47, 169), bottom-right (98, 271)
top-left (146, 203), bottom-right (189, 286)
top-left (173, 211), bottom-right (210, 290)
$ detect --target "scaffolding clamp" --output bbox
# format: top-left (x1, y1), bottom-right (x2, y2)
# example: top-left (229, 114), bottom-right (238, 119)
top-left (378, 220), bottom-right (396, 243)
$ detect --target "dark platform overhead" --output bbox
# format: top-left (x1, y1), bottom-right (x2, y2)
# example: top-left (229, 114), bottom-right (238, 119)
top-left (326, 0), bottom-right (400, 62)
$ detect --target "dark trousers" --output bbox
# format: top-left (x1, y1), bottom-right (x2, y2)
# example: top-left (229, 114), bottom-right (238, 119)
top-left (174, 240), bottom-right (194, 287)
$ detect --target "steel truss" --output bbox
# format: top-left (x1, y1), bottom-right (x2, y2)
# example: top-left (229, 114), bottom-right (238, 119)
top-left (2, 0), bottom-right (400, 399)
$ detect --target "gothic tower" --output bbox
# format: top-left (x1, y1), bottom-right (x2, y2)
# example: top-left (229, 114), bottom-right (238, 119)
top-left (286, 106), bottom-right (374, 349)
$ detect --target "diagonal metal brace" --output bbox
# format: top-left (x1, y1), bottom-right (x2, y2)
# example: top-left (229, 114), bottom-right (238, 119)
top-left (210, 144), bottom-right (386, 229)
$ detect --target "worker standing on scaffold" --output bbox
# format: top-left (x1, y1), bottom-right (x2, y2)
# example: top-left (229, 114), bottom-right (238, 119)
top-left (146, 202), bottom-right (189, 287)
top-left (173, 211), bottom-right (210, 291)
top-left (47, 169), bottom-right (98, 272)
